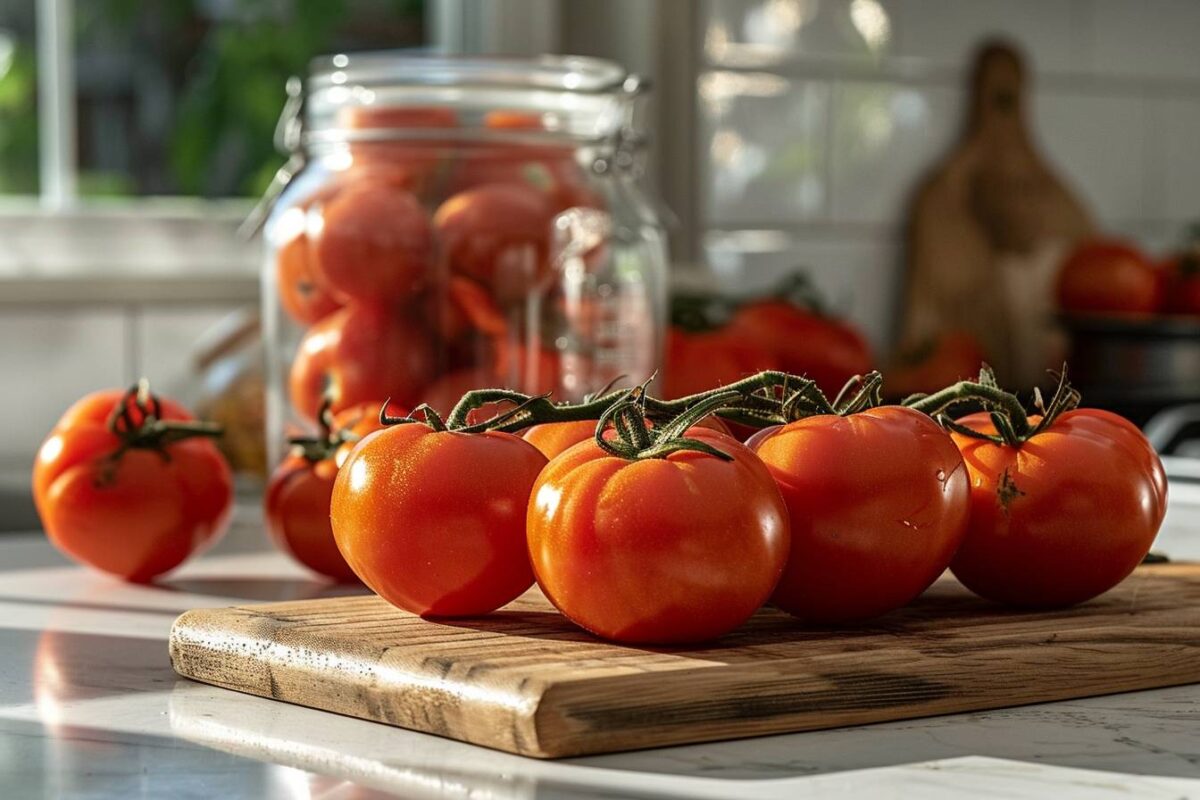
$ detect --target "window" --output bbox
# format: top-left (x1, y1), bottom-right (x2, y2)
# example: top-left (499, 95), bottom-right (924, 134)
top-left (2, 0), bottom-right (426, 205)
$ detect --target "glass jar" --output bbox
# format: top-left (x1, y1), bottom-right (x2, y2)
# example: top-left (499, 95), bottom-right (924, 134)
top-left (260, 54), bottom-right (668, 465)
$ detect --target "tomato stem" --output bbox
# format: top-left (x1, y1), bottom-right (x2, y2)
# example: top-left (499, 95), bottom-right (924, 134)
top-left (596, 388), bottom-right (736, 462)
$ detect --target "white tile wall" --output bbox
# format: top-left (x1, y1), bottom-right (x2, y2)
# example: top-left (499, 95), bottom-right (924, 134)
top-left (828, 80), bottom-right (962, 225)
top-left (894, 0), bottom-right (1084, 73)
top-left (698, 0), bottom-right (1200, 357)
top-left (1089, 0), bottom-right (1200, 81)
top-left (138, 305), bottom-right (250, 407)
top-left (1161, 98), bottom-right (1200, 224)
top-left (0, 311), bottom-right (129, 464)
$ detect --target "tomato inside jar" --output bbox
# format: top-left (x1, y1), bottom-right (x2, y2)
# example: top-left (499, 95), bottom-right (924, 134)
top-left (261, 54), bottom-right (669, 468)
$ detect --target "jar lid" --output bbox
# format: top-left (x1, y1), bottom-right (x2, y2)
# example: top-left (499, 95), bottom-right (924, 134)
top-left (304, 53), bottom-right (642, 142)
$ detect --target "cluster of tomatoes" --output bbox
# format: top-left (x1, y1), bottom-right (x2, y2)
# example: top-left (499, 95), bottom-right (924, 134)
top-left (33, 366), bottom-right (1166, 647)
top-left (278, 106), bottom-right (604, 427)
top-left (321, 368), bottom-right (1166, 644)
top-left (1057, 237), bottom-right (1200, 318)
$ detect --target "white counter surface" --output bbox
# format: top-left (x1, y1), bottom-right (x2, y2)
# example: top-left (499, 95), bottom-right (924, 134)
top-left (2, 505), bottom-right (1199, 799)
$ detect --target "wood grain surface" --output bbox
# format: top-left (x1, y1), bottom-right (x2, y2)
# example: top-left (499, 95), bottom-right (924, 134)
top-left (170, 564), bottom-right (1200, 758)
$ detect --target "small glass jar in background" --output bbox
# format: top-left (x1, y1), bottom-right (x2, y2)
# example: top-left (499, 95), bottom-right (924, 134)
top-left (260, 54), bottom-right (669, 466)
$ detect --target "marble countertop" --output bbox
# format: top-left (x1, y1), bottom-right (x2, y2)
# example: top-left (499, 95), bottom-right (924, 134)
top-left (2, 506), bottom-right (1199, 799)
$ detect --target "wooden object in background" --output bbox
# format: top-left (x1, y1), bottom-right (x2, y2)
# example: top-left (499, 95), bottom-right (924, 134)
top-left (901, 41), bottom-right (1093, 385)
top-left (171, 564), bottom-right (1200, 759)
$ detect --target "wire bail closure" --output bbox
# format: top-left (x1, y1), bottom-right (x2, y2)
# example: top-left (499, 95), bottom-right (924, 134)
top-left (239, 76), bottom-right (307, 240)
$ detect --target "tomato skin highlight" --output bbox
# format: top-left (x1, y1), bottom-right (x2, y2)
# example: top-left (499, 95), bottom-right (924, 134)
top-left (331, 424), bottom-right (547, 617)
top-left (33, 389), bottom-right (233, 582)
top-left (948, 409), bottom-right (1166, 608)
top-left (526, 429), bottom-right (790, 644)
top-left (754, 407), bottom-right (969, 623)
top-left (265, 455), bottom-right (358, 583)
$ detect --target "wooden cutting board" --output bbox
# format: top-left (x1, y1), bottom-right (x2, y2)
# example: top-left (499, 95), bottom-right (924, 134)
top-left (170, 564), bottom-right (1200, 759)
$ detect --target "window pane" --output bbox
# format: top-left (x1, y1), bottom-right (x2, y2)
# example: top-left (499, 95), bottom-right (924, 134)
top-left (74, 0), bottom-right (426, 199)
top-left (0, 1), bottom-right (38, 195)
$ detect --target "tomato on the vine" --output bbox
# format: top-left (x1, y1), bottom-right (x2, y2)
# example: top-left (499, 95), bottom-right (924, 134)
top-left (527, 418), bottom-right (789, 643)
top-left (331, 400), bottom-right (390, 468)
top-left (753, 406), bottom-right (969, 623)
top-left (289, 302), bottom-right (434, 422)
top-left (266, 456), bottom-right (355, 583)
top-left (33, 384), bottom-right (233, 582)
top-left (522, 414), bottom-right (731, 460)
top-left (331, 419), bottom-right (547, 617)
top-left (947, 409), bottom-right (1166, 608)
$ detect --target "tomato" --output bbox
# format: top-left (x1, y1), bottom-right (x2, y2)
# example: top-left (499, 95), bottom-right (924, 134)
top-left (663, 327), bottom-right (779, 399)
top-left (753, 407), bottom-right (969, 623)
top-left (433, 183), bottom-right (552, 298)
top-left (274, 211), bottom-right (342, 326)
top-left (289, 303), bottom-right (434, 422)
top-left (331, 423), bottom-right (547, 616)
top-left (889, 330), bottom-right (988, 398)
top-left (527, 427), bottom-right (788, 643)
top-left (1162, 253), bottom-right (1200, 316)
top-left (947, 409), bottom-right (1166, 608)
top-left (265, 453), bottom-right (357, 582)
top-left (33, 387), bottom-right (233, 582)
top-left (727, 302), bottom-right (873, 397)
top-left (1056, 240), bottom-right (1161, 316)
top-left (311, 180), bottom-right (432, 303)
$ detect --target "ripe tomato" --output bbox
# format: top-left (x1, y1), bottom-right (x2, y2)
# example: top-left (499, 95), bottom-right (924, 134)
top-left (727, 302), bottom-right (873, 397)
top-left (493, 340), bottom-right (561, 396)
top-left (289, 302), bottom-right (435, 422)
top-left (663, 327), bottom-right (780, 400)
top-left (311, 180), bottom-right (432, 303)
top-left (274, 215), bottom-right (342, 326)
top-left (889, 330), bottom-right (988, 398)
top-left (527, 428), bottom-right (790, 643)
top-left (1056, 240), bottom-right (1161, 316)
top-left (265, 454), bottom-right (357, 583)
top-left (332, 423), bottom-right (547, 616)
top-left (1162, 253), bottom-right (1200, 316)
top-left (439, 275), bottom-right (509, 341)
top-left (433, 183), bottom-right (552, 298)
top-left (753, 407), bottom-right (969, 623)
top-left (948, 409), bottom-right (1166, 608)
top-left (33, 386), bottom-right (233, 582)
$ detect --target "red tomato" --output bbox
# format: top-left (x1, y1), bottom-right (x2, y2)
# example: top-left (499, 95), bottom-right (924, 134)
top-left (754, 407), bottom-right (969, 623)
top-left (311, 180), bottom-right (432, 303)
top-left (494, 341), bottom-right (561, 396)
top-left (33, 387), bottom-right (233, 582)
top-left (889, 330), bottom-right (988, 398)
top-left (727, 302), bottom-right (873, 397)
top-left (331, 424), bottom-right (547, 616)
top-left (1162, 253), bottom-right (1200, 316)
top-left (1056, 240), bottom-right (1161, 316)
top-left (433, 183), bottom-right (552, 298)
top-left (265, 454), bottom-right (357, 582)
top-left (275, 225), bottom-right (342, 326)
top-left (288, 303), bottom-right (434, 422)
top-left (948, 409), bottom-right (1166, 608)
top-left (527, 428), bottom-right (789, 643)
top-left (663, 327), bottom-right (779, 399)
